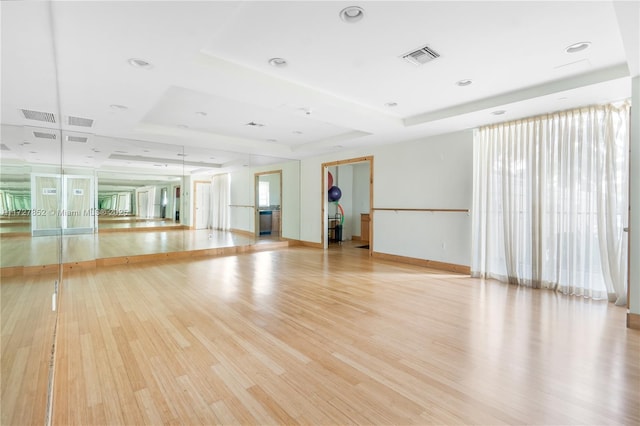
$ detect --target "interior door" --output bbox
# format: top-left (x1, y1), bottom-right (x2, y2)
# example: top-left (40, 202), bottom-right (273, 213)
top-left (64, 176), bottom-right (93, 234)
top-left (194, 181), bottom-right (211, 229)
top-left (137, 191), bottom-right (149, 218)
top-left (32, 174), bottom-right (62, 236)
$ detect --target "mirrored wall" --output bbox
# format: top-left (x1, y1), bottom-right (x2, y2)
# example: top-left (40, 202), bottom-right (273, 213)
top-left (1, 137), bottom-right (300, 270)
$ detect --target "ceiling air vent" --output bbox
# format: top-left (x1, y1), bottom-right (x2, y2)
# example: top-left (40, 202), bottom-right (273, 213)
top-left (66, 135), bottom-right (88, 143)
top-left (401, 44), bottom-right (440, 66)
top-left (20, 109), bottom-right (56, 123)
top-left (33, 131), bottom-right (57, 140)
top-left (1, 144), bottom-right (10, 151)
top-left (68, 115), bottom-right (94, 127)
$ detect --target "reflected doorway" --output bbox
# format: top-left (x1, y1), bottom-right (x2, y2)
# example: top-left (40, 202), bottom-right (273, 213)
top-left (254, 170), bottom-right (282, 238)
top-left (194, 181), bottom-right (211, 230)
top-left (173, 186), bottom-right (181, 222)
top-left (137, 191), bottom-right (149, 218)
top-left (160, 188), bottom-right (167, 219)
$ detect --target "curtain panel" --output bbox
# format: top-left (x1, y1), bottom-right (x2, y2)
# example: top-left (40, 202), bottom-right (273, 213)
top-left (211, 173), bottom-right (230, 231)
top-left (472, 102), bottom-right (630, 304)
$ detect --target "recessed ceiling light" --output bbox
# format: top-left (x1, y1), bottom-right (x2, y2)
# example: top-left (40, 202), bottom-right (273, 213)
top-left (340, 6), bottom-right (365, 23)
top-left (268, 57), bottom-right (287, 67)
top-left (456, 79), bottom-right (473, 87)
top-left (565, 42), bottom-right (591, 54)
top-left (385, 102), bottom-right (398, 108)
top-left (491, 110), bottom-right (506, 115)
top-left (110, 104), bottom-right (128, 111)
top-left (128, 58), bottom-right (153, 69)
top-left (195, 111), bottom-right (207, 116)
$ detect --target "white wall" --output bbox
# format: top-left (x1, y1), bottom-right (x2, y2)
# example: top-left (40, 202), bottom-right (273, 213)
top-left (229, 170), bottom-right (253, 232)
top-left (372, 131), bottom-right (472, 266)
top-left (182, 175), bottom-right (192, 226)
top-left (299, 129), bottom-right (473, 267)
top-left (352, 162), bottom-right (370, 238)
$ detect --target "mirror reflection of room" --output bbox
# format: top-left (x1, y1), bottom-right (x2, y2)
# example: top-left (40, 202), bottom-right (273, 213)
top-left (256, 172), bottom-right (281, 238)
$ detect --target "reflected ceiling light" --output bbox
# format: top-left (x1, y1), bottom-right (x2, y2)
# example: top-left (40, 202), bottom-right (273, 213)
top-left (456, 79), bottom-right (473, 87)
top-left (385, 102), bottom-right (398, 108)
top-left (127, 58), bottom-right (154, 69)
top-left (565, 41), bottom-right (591, 53)
top-left (268, 57), bottom-right (287, 67)
top-left (110, 104), bottom-right (128, 111)
top-left (491, 110), bottom-right (506, 115)
top-left (340, 6), bottom-right (365, 23)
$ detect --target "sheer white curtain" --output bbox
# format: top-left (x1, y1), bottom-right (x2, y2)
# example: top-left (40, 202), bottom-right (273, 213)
top-left (472, 102), bottom-right (630, 304)
top-left (211, 173), bottom-right (230, 231)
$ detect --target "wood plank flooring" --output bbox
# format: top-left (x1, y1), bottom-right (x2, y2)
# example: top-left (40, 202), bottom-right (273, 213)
top-left (0, 229), bottom-right (262, 268)
top-left (52, 246), bottom-right (640, 424)
top-left (2, 244), bottom-right (639, 424)
top-left (1, 273), bottom-right (57, 425)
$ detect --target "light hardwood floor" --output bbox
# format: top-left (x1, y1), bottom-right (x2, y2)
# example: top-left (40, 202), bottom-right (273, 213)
top-left (2, 244), bottom-right (639, 425)
top-left (1, 272), bottom-right (57, 425)
top-left (0, 229), bottom-right (263, 268)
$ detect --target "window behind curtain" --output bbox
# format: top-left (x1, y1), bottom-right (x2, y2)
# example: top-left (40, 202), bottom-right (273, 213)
top-left (472, 102), bottom-right (630, 304)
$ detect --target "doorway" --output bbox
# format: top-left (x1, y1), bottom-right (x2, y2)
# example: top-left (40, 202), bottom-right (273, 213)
top-left (321, 156), bottom-right (373, 255)
top-left (254, 170), bottom-right (282, 238)
top-left (137, 191), bottom-right (149, 218)
top-left (173, 186), bottom-right (181, 222)
top-left (160, 187), bottom-right (167, 219)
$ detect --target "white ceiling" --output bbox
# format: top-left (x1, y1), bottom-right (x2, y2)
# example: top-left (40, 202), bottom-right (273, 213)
top-left (1, 1), bottom-right (638, 178)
